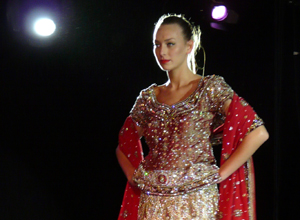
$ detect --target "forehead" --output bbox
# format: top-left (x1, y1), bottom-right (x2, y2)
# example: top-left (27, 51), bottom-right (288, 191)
top-left (154, 24), bottom-right (184, 41)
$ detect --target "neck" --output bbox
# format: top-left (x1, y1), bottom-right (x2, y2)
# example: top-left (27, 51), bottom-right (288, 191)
top-left (166, 66), bottom-right (197, 89)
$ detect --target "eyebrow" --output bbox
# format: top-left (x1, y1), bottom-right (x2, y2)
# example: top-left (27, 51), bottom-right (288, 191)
top-left (155, 38), bottom-right (175, 43)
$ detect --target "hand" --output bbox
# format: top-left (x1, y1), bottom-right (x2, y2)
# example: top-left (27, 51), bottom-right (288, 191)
top-left (217, 167), bottom-right (233, 184)
top-left (217, 172), bottom-right (225, 184)
top-left (127, 172), bottom-right (138, 187)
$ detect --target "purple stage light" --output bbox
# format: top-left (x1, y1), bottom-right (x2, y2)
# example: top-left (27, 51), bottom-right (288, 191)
top-left (211, 5), bottom-right (228, 21)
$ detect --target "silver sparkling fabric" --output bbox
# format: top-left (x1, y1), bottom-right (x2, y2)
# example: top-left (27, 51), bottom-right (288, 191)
top-left (130, 75), bottom-right (233, 219)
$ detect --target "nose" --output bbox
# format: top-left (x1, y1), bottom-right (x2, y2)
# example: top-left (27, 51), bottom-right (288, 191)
top-left (154, 44), bottom-right (166, 58)
top-left (159, 44), bottom-right (167, 57)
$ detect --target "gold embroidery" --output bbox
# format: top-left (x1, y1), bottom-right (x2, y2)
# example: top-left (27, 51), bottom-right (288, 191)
top-left (157, 174), bottom-right (167, 184)
top-left (122, 210), bottom-right (128, 218)
top-left (216, 211), bottom-right (223, 219)
top-left (138, 185), bottom-right (219, 219)
top-left (129, 76), bottom-right (235, 218)
top-left (223, 153), bottom-right (230, 160)
top-left (134, 164), bottom-right (221, 196)
top-left (233, 209), bottom-right (243, 217)
top-left (239, 99), bottom-right (248, 106)
top-left (247, 158), bottom-right (256, 220)
top-left (247, 114), bottom-right (264, 134)
top-left (120, 128), bottom-right (124, 136)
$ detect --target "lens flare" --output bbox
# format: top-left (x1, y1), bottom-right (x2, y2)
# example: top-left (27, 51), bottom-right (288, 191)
top-left (211, 5), bottom-right (228, 21)
top-left (33, 18), bottom-right (56, 37)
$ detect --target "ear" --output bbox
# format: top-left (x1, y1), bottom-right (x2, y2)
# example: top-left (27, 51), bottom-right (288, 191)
top-left (186, 40), bottom-right (194, 54)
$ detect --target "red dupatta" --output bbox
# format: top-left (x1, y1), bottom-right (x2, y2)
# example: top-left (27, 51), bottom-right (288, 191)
top-left (218, 93), bottom-right (257, 220)
top-left (117, 116), bottom-right (143, 220)
top-left (118, 94), bottom-right (257, 220)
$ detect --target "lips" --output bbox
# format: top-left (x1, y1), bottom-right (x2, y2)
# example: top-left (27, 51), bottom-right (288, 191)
top-left (160, 60), bottom-right (170, 64)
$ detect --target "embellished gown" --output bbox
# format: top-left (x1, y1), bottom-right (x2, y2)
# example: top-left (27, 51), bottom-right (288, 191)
top-left (130, 75), bottom-right (233, 219)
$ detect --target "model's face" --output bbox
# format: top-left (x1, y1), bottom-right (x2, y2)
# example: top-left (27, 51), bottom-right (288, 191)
top-left (153, 24), bottom-right (192, 72)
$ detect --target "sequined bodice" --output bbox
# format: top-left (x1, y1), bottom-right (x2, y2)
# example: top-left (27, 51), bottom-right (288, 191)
top-left (143, 85), bottom-right (217, 171)
top-left (130, 75), bottom-right (234, 195)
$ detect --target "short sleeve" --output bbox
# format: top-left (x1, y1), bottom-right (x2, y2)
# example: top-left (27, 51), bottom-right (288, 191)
top-left (130, 84), bottom-right (156, 128)
top-left (247, 114), bottom-right (264, 134)
top-left (206, 75), bottom-right (234, 114)
top-left (130, 91), bottom-right (147, 128)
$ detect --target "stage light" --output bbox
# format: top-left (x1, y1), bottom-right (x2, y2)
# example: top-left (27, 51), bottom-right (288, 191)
top-left (211, 5), bottom-right (228, 21)
top-left (6, 0), bottom-right (64, 47)
top-left (22, 8), bottom-right (59, 46)
top-left (33, 18), bottom-right (56, 37)
top-left (208, 1), bottom-right (239, 31)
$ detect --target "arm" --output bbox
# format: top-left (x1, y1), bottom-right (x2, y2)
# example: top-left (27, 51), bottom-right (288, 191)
top-left (218, 99), bottom-right (269, 182)
top-left (116, 122), bottom-right (143, 186)
top-left (116, 147), bottom-right (137, 186)
top-left (218, 125), bottom-right (269, 182)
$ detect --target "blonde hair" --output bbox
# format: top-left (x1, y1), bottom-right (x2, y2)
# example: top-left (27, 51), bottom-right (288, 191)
top-left (153, 14), bottom-right (205, 76)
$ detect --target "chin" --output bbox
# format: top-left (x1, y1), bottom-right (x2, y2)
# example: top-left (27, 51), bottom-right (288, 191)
top-left (158, 64), bottom-right (168, 71)
top-left (161, 67), bottom-right (171, 72)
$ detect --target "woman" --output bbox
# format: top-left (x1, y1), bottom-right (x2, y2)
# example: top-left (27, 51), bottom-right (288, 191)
top-left (116, 14), bottom-right (269, 220)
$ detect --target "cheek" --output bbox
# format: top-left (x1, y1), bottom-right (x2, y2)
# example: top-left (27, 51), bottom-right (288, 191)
top-left (153, 48), bottom-right (160, 61)
top-left (170, 47), bottom-right (184, 58)
top-left (154, 48), bottom-right (159, 57)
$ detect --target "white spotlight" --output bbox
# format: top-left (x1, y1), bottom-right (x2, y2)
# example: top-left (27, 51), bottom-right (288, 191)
top-left (33, 18), bottom-right (56, 37)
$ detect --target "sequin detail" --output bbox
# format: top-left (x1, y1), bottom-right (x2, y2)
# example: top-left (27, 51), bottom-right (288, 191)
top-left (130, 75), bottom-right (234, 219)
top-left (248, 114), bottom-right (264, 134)
top-left (135, 163), bottom-right (221, 196)
top-left (131, 76), bottom-right (233, 193)
top-left (233, 209), bottom-right (243, 217)
top-left (138, 184), bottom-right (219, 220)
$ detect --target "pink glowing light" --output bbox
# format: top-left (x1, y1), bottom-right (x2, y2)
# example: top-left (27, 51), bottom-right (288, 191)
top-left (211, 5), bottom-right (228, 21)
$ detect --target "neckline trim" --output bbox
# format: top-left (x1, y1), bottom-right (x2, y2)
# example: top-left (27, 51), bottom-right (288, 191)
top-left (151, 77), bottom-right (204, 108)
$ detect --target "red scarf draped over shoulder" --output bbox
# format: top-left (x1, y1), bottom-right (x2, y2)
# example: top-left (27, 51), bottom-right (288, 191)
top-left (218, 93), bottom-right (257, 220)
top-left (118, 93), bottom-right (257, 220)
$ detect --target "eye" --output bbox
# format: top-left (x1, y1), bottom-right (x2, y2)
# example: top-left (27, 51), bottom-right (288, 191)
top-left (153, 44), bottom-right (160, 48)
top-left (167, 42), bottom-right (175, 47)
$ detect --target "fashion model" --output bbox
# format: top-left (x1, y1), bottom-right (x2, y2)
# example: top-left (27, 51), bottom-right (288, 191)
top-left (116, 14), bottom-right (269, 220)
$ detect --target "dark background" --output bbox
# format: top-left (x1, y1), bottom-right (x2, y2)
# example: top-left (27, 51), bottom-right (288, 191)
top-left (1, 0), bottom-right (299, 219)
